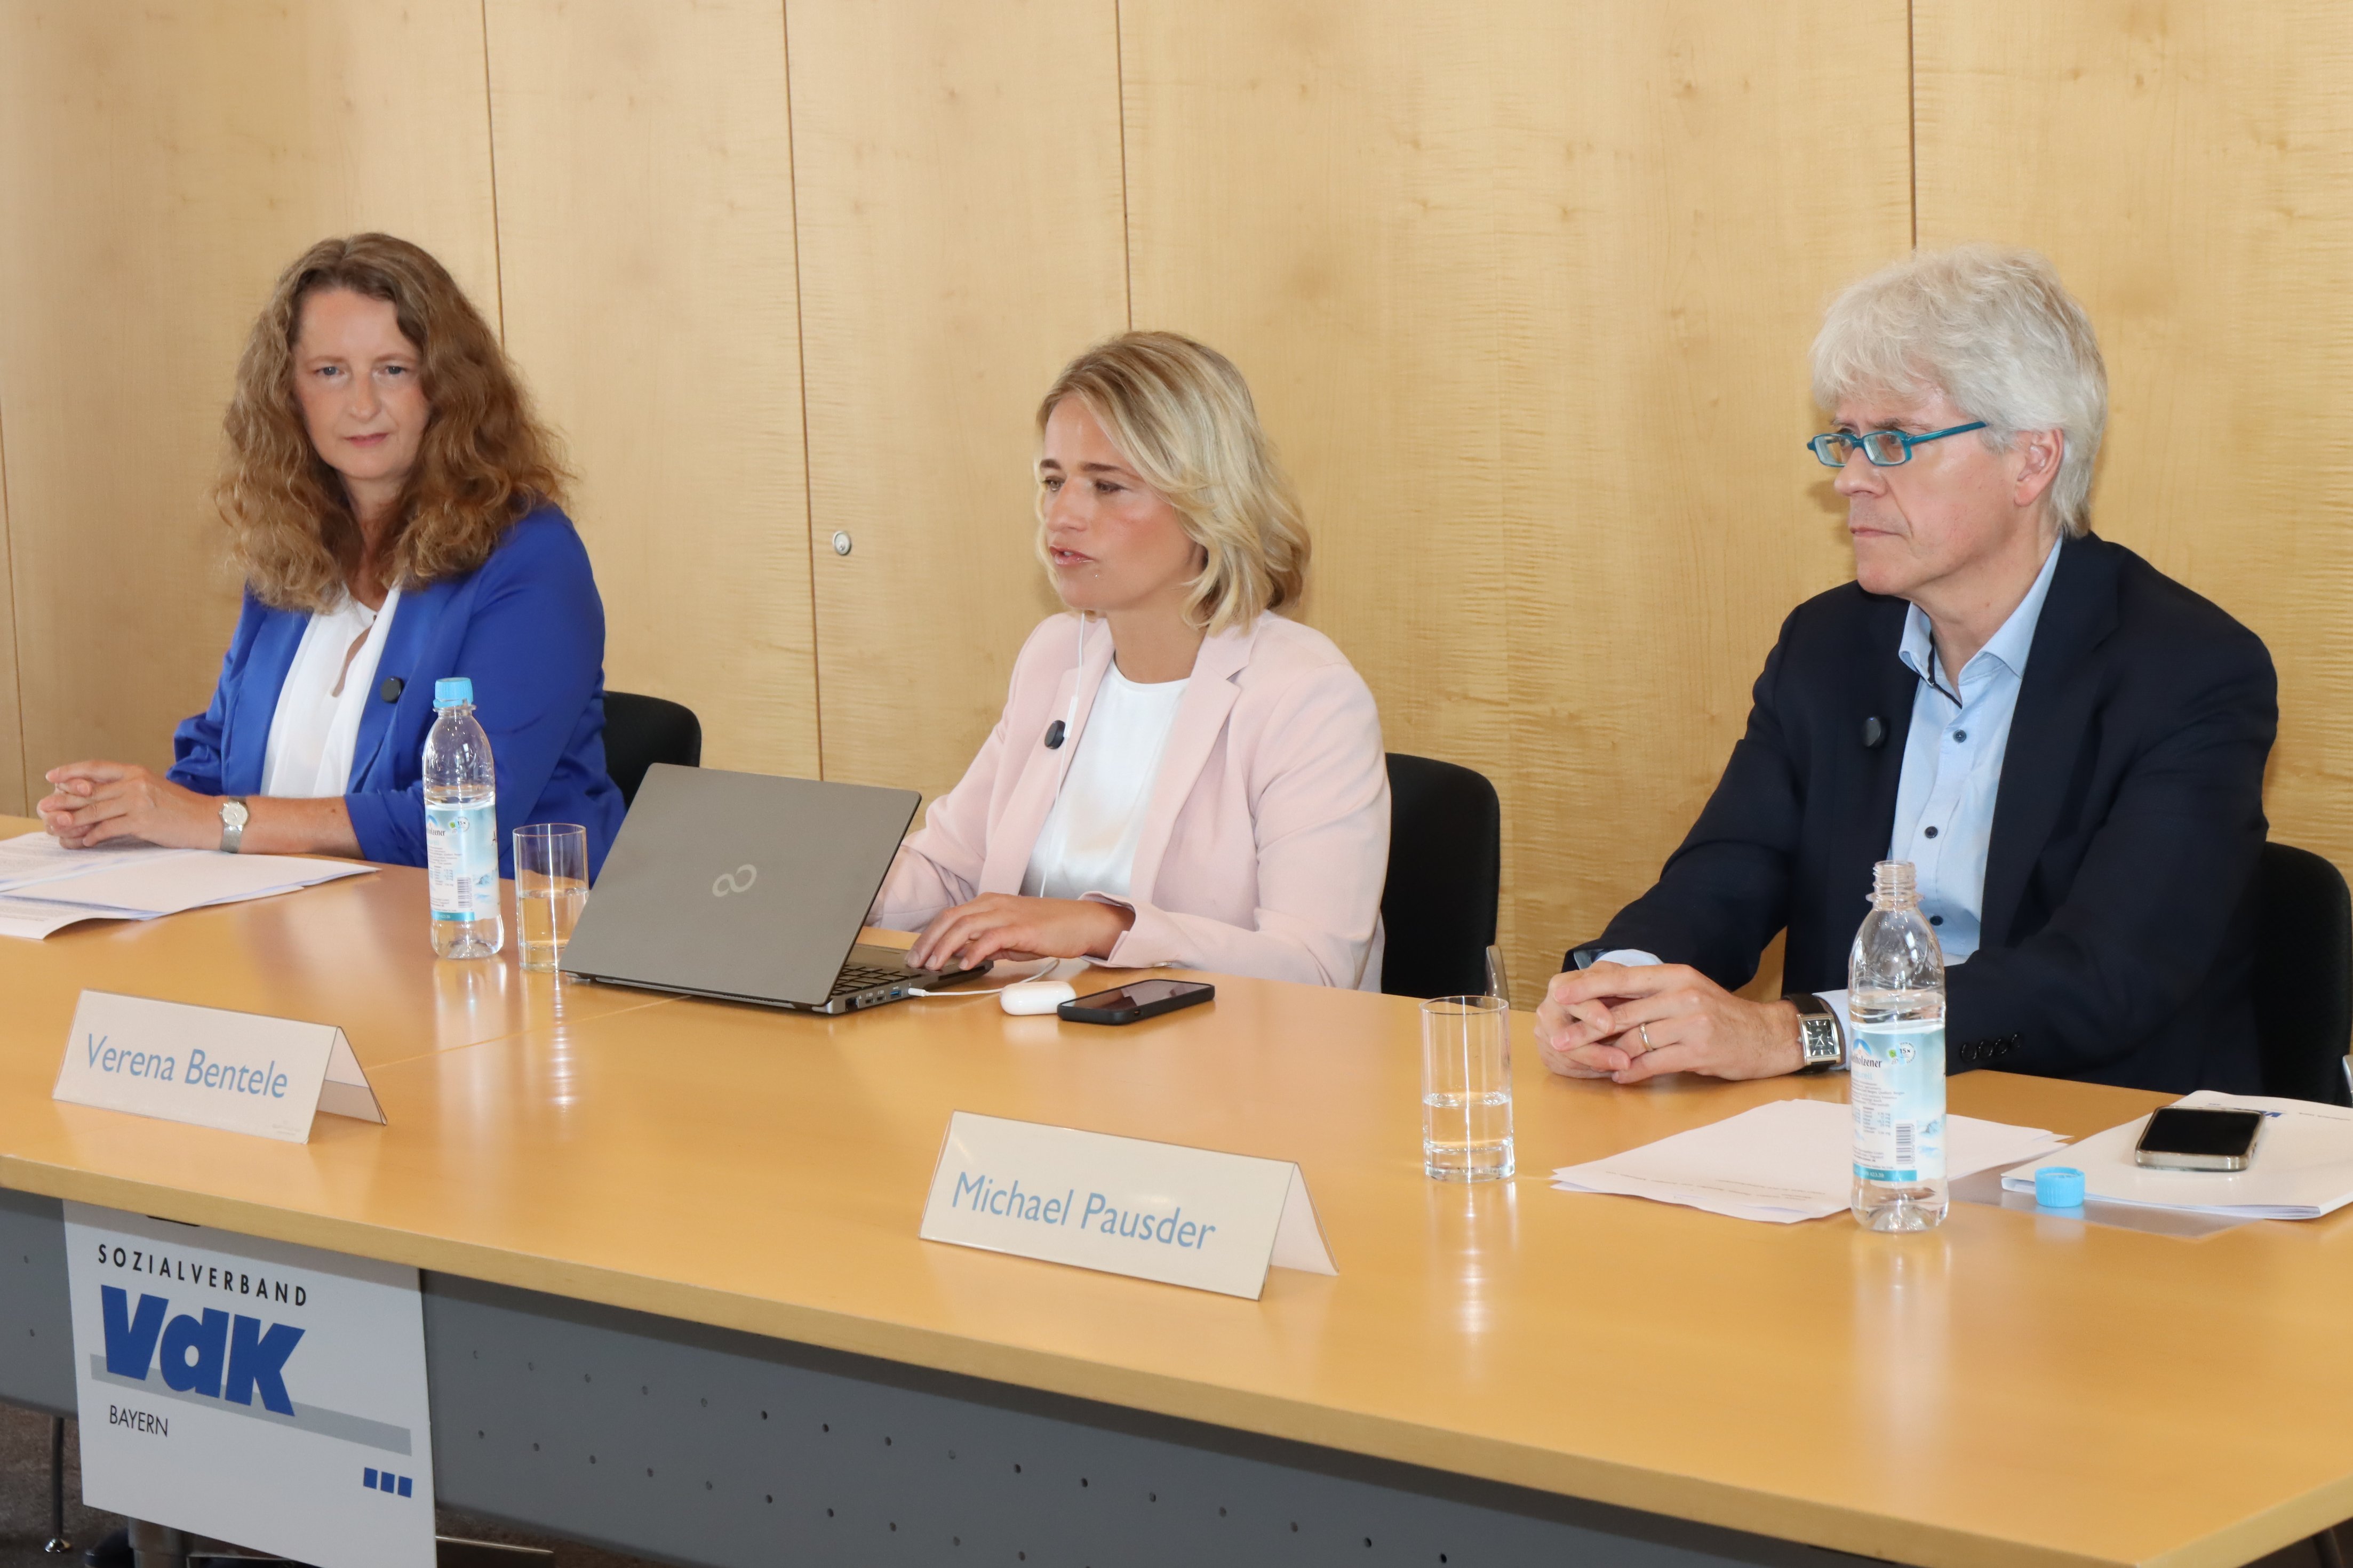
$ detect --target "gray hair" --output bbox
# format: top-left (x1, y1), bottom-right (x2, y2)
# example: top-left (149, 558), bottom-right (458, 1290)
top-left (1810, 245), bottom-right (2107, 537)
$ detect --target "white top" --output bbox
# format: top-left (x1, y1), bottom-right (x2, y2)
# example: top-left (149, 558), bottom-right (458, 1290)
top-left (259, 587), bottom-right (403, 799)
top-left (1020, 661), bottom-right (1190, 902)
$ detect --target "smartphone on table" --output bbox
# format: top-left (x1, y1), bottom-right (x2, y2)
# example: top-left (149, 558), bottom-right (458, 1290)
top-left (1057, 978), bottom-right (1215, 1025)
top-left (2134, 1106), bottom-right (2266, 1171)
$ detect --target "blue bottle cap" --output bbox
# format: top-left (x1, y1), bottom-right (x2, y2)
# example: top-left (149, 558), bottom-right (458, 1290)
top-left (2035, 1165), bottom-right (2086, 1210)
top-left (433, 677), bottom-right (474, 710)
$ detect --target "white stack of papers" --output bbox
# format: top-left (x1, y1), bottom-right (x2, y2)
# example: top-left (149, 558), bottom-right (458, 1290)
top-left (0, 832), bottom-right (372, 939)
top-left (1552, 1098), bottom-right (2070, 1223)
top-left (2001, 1091), bottom-right (2353, 1220)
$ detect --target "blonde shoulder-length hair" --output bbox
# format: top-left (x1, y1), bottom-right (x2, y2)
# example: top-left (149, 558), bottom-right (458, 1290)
top-left (214, 233), bottom-right (567, 612)
top-left (1034, 332), bottom-right (1309, 637)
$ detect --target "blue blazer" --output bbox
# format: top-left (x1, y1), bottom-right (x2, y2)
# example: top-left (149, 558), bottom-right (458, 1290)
top-left (169, 505), bottom-right (626, 876)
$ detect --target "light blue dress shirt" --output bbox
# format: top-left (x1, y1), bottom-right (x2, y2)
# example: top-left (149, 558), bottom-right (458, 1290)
top-left (1883, 534), bottom-right (2063, 964)
top-left (1600, 537), bottom-right (2063, 1044)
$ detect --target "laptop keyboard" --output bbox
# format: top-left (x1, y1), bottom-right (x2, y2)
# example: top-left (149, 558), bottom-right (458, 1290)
top-left (829, 962), bottom-right (910, 999)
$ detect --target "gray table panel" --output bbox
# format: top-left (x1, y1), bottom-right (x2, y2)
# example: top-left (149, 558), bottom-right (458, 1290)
top-left (0, 1185), bottom-right (77, 1417)
top-left (4, 1188), bottom-right (1877, 1567)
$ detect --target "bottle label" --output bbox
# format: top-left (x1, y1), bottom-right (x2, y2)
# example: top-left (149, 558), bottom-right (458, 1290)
top-left (425, 800), bottom-right (497, 921)
top-left (1850, 1023), bottom-right (1946, 1183)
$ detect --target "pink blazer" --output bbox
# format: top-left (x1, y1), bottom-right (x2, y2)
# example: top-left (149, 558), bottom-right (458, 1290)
top-left (873, 612), bottom-right (1390, 989)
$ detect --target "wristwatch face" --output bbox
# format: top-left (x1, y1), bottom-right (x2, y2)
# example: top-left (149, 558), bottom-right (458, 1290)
top-left (221, 799), bottom-right (250, 829)
top-left (1799, 1014), bottom-right (1841, 1066)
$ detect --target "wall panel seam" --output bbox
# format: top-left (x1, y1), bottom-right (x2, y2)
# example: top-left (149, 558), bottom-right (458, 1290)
top-left (0, 404), bottom-right (21, 807)
top-left (478, 0), bottom-right (509, 339)
top-left (1113, 0), bottom-right (1134, 327)
top-left (1907, 0), bottom-right (1919, 250)
top-left (780, 0), bottom-right (825, 779)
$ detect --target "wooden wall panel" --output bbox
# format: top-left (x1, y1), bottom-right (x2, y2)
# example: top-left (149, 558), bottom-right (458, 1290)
top-left (18, 3), bottom-right (2339, 1001)
top-left (0, 3), bottom-right (498, 797)
top-left (1915, 2), bottom-right (2353, 879)
top-left (486, 0), bottom-right (818, 778)
top-left (1123, 3), bottom-right (1910, 999)
top-left (788, 0), bottom-right (1129, 796)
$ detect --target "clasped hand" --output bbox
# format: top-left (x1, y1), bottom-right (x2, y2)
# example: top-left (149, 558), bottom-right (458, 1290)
top-left (1534, 960), bottom-right (1803, 1083)
top-left (37, 762), bottom-right (219, 851)
top-left (907, 893), bottom-right (1136, 973)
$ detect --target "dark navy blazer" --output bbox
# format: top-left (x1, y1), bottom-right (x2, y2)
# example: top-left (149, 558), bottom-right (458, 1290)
top-left (168, 505), bottom-right (625, 876)
top-left (1581, 533), bottom-right (2278, 1095)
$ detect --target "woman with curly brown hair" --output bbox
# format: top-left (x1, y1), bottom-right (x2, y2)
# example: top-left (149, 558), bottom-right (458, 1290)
top-left (36, 233), bottom-right (625, 873)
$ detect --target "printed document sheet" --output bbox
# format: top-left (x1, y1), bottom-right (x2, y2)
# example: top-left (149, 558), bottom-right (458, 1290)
top-left (0, 833), bottom-right (370, 939)
top-left (1552, 1098), bottom-right (2068, 1223)
top-left (2000, 1091), bottom-right (2353, 1220)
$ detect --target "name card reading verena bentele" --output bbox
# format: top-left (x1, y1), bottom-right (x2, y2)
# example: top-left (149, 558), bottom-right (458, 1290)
top-left (53, 991), bottom-right (385, 1144)
top-left (919, 1111), bottom-right (1336, 1300)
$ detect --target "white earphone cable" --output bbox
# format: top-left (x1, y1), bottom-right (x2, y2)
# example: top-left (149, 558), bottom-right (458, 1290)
top-left (1064, 612), bottom-right (1086, 740)
top-left (907, 957), bottom-right (1075, 998)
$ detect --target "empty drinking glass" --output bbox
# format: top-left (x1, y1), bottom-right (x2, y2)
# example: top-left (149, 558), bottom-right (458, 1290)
top-left (513, 823), bottom-right (588, 973)
top-left (1422, 994), bottom-right (1514, 1181)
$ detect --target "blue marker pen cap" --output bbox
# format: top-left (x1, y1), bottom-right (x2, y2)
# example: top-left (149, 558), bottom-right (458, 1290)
top-left (2035, 1165), bottom-right (2086, 1210)
top-left (433, 677), bottom-right (474, 710)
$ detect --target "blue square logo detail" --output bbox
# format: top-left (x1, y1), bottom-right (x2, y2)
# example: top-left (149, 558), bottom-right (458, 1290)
top-left (363, 1468), bottom-right (379, 1489)
top-left (397, 1476), bottom-right (413, 1498)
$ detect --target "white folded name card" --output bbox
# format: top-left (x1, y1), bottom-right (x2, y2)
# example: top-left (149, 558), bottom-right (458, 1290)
top-left (919, 1110), bottom-right (1336, 1300)
top-left (52, 991), bottom-right (385, 1143)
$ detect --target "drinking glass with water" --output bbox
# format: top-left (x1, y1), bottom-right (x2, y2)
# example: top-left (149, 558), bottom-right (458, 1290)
top-left (513, 823), bottom-right (588, 972)
top-left (1422, 992), bottom-right (1514, 1181)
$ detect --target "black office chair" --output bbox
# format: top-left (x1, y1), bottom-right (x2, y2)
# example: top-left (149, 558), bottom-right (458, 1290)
top-left (1379, 754), bottom-right (1502, 999)
top-left (602, 690), bottom-right (703, 808)
top-left (2248, 841), bottom-right (2353, 1107)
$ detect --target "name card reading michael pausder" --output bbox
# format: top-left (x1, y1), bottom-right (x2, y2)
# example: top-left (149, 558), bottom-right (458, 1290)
top-left (53, 991), bottom-right (385, 1143)
top-left (919, 1111), bottom-right (1336, 1300)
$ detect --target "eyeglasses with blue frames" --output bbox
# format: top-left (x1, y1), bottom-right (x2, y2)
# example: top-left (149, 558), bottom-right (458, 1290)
top-left (1806, 421), bottom-right (1987, 468)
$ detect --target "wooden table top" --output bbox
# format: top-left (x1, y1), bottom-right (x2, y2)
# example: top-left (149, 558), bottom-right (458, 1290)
top-left (1, 817), bottom-right (2346, 1568)
top-left (0, 825), bottom-right (669, 1070)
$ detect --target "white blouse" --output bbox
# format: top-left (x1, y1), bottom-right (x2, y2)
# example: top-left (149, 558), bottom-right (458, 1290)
top-left (259, 587), bottom-right (403, 799)
top-left (1020, 662), bottom-right (1189, 902)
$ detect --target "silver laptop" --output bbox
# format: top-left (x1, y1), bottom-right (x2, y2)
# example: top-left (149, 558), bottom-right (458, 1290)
top-left (559, 764), bottom-right (990, 1013)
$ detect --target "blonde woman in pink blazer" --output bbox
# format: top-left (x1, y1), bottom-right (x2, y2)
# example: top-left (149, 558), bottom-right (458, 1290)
top-left (877, 333), bottom-right (1390, 990)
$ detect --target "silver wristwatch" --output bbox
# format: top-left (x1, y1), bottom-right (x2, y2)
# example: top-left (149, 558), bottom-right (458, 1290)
top-left (1790, 992), bottom-right (1845, 1073)
top-left (218, 797), bottom-right (250, 854)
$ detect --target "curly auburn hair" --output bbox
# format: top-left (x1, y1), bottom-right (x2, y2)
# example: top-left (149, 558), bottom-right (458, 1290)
top-left (213, 233), bottom-right (567, 612)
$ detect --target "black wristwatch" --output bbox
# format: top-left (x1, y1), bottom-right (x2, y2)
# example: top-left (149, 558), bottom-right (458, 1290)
top-left (1790, 992), bottom-right (1846, 1073)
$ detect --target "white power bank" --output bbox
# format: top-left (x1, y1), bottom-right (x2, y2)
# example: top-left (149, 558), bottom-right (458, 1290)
top-left (999, 980), bottom-right (1077, 1016)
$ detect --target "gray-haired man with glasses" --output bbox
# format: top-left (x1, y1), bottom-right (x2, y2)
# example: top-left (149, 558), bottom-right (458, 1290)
top-left (1538, 245), bottom-right (2277, 1095)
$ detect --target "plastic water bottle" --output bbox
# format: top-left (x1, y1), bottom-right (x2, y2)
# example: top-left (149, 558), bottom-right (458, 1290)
top-left (1849, 860), bottom-right (1947, 1230)
top-left (424, 677), bottom-right (502, 959)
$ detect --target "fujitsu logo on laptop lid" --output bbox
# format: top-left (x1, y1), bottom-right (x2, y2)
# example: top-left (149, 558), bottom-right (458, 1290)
top-left (711, 864), bottom-right (757, 897)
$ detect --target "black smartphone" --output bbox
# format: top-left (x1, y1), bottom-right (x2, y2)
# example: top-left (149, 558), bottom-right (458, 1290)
top-left (2134, 1106), bottom-right (2266, 1171)
top-left (1056, 978), bottom-right (1215, 1025)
